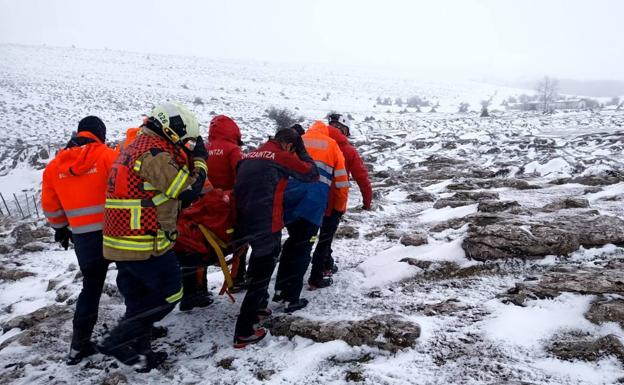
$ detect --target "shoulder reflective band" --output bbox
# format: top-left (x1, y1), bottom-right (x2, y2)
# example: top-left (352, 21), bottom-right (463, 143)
top-left (334, 169), bottom-right (348, 177)
top-left (65, 204), bottom-right (105, 218)
top-left (165, 286), bottom-right (184, 303)
top-left (165, 167), bottom-right (189, 198)
top-left (43, 209), bottom-right (65, 219)
top-left (304, 138), bottom-right (328, 150)
top-left (335, 181), bottom-right (350, 188)
top-left (194, 160), bottom-right (208, 173)
top-left (133, 160), bottom-right (142, 172)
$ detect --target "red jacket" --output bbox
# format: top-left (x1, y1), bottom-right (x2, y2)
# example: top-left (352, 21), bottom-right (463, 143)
top-left (42, 131), bottom-right (118, 234)
top-left (205, 115), bottom-right (243, 190)
top-left (327, 125), bottom-right (373, 209)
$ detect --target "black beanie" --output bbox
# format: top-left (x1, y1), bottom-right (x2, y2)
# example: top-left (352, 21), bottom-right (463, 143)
top-left (274, 127), bottom-right (300, 145)
top-left (77, 116), bottom-right (106, 142)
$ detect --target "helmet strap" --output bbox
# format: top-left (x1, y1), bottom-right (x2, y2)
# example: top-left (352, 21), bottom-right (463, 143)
top-left (163, 126), bottom-right (182, 145)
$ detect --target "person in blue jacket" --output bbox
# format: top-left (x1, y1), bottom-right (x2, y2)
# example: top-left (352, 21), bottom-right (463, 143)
top-left (233, 127), bottom-right (318, 348)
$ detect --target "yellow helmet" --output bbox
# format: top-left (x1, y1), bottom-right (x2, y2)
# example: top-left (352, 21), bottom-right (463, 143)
top-left (149, 102), bottom-right (199, 145)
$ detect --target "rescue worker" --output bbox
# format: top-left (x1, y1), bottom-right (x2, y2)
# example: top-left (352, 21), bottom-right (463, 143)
top-left (178, 114), bottom-right (246, 310)
top-left (98, 102), bottom-right (208, 371)
top-left (233, 128), bottom-right (318, 348)
top-left (315, 113), bottom-right (373, 278)
top-left (41, 116), bottom-right (118, 365)
top-left (275, 121), bottom-right (348, 309)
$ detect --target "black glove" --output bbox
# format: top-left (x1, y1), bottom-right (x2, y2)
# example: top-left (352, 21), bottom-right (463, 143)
top-left (191, 136), bottom-right (208, 161)
top-left (294, 135), bottom-right (308, 158)
top-left (54, 226), bottom-right (73, 250)
top-left (179, 168), bottom-right (207, 208)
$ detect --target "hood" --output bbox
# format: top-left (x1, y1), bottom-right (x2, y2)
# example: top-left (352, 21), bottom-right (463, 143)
top-left (327, 125), bottom-right (348, 146)
top-left (307, 120), bottom-right (330, 137)
top-left (57, 131), bottom-right (107, 176)
top-left (208, 115), bottom-right (242, 145)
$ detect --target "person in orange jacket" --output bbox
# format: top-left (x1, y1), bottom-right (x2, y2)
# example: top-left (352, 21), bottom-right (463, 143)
top-left (41, 116), bottom-right (118, 365)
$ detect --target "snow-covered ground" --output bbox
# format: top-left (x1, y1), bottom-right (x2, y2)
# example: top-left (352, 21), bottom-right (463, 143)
top-left (1, 44), bottom-right (624, 385)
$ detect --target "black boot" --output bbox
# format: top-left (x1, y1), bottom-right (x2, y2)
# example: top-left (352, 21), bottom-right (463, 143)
top-left (179, 266), bottom-right (213, 311)
top-left (133, 329), bottom-right (168, 372)
top-left (284, 298), bottom-right (309, 313)
top-left (67, 339), bottom-right (97, 365)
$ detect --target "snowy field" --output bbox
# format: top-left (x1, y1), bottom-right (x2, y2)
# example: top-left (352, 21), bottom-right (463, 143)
top-left (1, 44), bottom-right (624, 385)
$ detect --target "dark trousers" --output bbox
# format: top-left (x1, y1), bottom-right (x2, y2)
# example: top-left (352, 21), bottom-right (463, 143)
top-left (72, 230), bottom-right (110, 348)
top-left (310, 210), bottom-right (343, 280)
top-left (234, 232), bottom-right (281, 337)
top-left (102, 250), bottom-right (181, 354)
top-left (177, 253), bottom-right (208, 298)
top-left (275, 219), bottom-right (319, 302)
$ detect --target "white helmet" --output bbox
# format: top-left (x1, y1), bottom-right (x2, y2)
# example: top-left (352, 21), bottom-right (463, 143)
top-left (327, 112), bottom-right (351, 136)
top-left (149, 102), bottom-right (199, 145)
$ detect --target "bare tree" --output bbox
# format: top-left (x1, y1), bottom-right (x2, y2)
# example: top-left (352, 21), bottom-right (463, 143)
top-left (266, 107), bottom-right (303, 129)
top-left (458, 102), bottom-right (470, 113)
top-left (536, 76), bottom-right (559, 113)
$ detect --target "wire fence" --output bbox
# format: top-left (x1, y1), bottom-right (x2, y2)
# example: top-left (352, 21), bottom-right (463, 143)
top-left (0, 191), bottom-right (43, 220)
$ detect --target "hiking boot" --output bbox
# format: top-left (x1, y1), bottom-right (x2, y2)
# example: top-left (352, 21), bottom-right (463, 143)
top-left (179, 292), bottom-right (214, 311)
top-left (151, 325), bottom-right (168, 340)
top-left (323, 263), bottom-right (339, 277)
top-left (272, 290), bottom-right (286, 303)
top-left (285, 298), bottom-right (309, 313)
top-left (66, 341), bottom-right (97, 365)
top-left (308, 277), bottom-right (333, 290)
top-left (134, 350), bottom-right (168, 373)
top-left (233, 327), bottom-right (268, 349)
top-left (96, 342), bottom-right (142, 367)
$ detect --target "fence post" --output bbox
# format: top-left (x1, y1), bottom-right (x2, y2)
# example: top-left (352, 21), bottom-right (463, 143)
top-left (32, 195), bottom-right (39, 217)
top-left (13, 193), bottom-right (25, 219)
top-left (24, 192), bottom-right (31, 217)
top-left (0, 193), bottom-right (10, 216)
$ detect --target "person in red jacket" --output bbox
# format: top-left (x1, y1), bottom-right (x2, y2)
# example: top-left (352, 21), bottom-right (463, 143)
top-left (311, 113), bottom-right (373, 281)
top-left (206, 115), bottom-right (243, 190)
top-left (41, 116), bottom-right (118, 365)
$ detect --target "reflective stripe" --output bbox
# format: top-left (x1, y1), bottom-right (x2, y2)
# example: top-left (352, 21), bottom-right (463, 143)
top-left (165, 167), bottom-right (189, 198)
top-left (65, 204), bottom-right (104, 218)
top-left (194, 160), bottom-right (207, 173)
top-left (103, 234), bottom-right (171, 251)
top-left (106, 199), bottom-right (142, 208)
top-left (72, 222), bottom-right (103, 234)
top-left (152, 194), bottom-right (169, 206)
top-left (304, 138), bottom-right (328, 150)
top-left (334, 169), bottom-right (348, 177)
top-left (226, 228), bottom-right (234, 234)
top-left (309, 236), bottom-right (318, 243)
top-left (130, 207), bottom-right (141, 230)
top-left (335, 181), bottom-right (350, 188)
top-left (43, 209), bottom-right (65, 218)
top-left (143, 182), bottom-right (158, 191)
top-left (49, 221), bottom-right (69, 229)
top-left (319, 175), bottom-right (332, 185)
top-left (133, 160), bottom-right (142, 172)
top-left (314, 161), bottom-right (334, 175)
top-left (165, 286), bottom-right (184, 303)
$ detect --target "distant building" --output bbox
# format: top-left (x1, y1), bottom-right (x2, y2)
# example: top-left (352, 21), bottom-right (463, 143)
top-left (553, 99), bottom-right (586, 110)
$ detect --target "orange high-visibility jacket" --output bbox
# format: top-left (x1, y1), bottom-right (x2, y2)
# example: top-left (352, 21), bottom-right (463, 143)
top-left (42, 131), bottom-right (119, 234)
top-left (303, 121), bottom-right (349, 213)
top-left (120, 127), bottom-right (141, 150)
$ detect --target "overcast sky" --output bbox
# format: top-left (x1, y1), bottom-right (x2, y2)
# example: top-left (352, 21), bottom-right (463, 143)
top-left (1, 0), bottom-right (622, 80)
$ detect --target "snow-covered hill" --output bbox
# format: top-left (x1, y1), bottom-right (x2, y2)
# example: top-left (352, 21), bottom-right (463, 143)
top-left (1, 44), bottom-right (624, 385)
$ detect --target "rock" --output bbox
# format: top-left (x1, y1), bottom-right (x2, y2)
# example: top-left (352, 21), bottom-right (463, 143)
top-left (504, 262), bottom-right (624, 306)
top-left (429, 217), bottom-right (470, 232)
top-left (0, 244), bottom-right (11, 254)
top-left (554, 175), bottom-right (623, 186)
top-left (447, 178), bottom-right (538, 191)
top-left (463, 212), bottom-right (624, 261)
top-left (345, 370), bottom-right (365, 382)
top-left (406, 189), bottom-right (435, 202)
top-left (541, 197), bottom-right (589, 212)
top-left (586, 298), bottom-right (624, 328)
top-left (335, 225), bottom-right (359, 239)
top-left (434, 191), bottom-right (499, 209)
top-left (400, 232), bottom-right (428, 246)
top-left (11, 223), bottom-right (51, 248)
top-left (478, 200), bottom-right (521, 213)
top-left (548, 333), bottom-right (624, 363)
top-left (21, 241), bottom-right (46, 252)
top-left (1, 305), bottom-right (72, 332)
top-left (216, 357), bottom-right (235, 370)
top-left (101, 372), bottom-right (128, 385)
top-left (266, 314), bottom-right (420, 352)
top-left (0, 267), bottom-right (35, 281)
top-left (416, 299), bottom-right (463, 316)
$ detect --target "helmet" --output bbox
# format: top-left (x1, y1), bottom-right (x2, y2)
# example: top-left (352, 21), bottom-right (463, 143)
top-left (148, 102), bottom-right (199, 146)
top-left (327, 113), bottom-right (351, 136)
